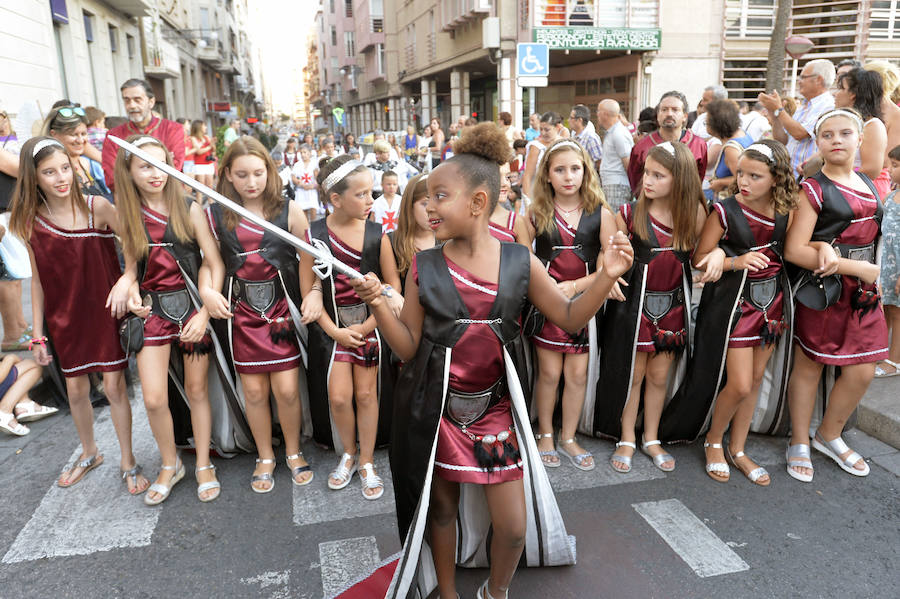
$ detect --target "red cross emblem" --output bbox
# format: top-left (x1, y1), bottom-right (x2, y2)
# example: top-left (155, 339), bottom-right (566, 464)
top-left (382, 211), bottom-right (398, 232)
top-left (301, 173), bottom-right (312, 184)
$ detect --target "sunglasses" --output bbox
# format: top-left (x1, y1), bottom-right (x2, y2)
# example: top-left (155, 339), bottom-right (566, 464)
top-left (55, 106), bottom-right (86, 119)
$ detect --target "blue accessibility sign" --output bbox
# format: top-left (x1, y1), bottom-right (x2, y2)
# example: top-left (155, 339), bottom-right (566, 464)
top-left (517, 43), bottom-right (549, 77)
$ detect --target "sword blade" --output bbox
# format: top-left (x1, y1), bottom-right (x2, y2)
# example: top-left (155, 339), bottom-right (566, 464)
top-left (107, 135), bottom-right (364, 280)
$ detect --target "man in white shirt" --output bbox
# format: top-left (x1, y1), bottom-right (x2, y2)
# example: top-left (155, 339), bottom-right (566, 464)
top-left (691, 85), bottom-right (729, 141)
top-left (596, 99), bottom-right (634, 210)
top-left (741, 102), bottom-right (772, 141)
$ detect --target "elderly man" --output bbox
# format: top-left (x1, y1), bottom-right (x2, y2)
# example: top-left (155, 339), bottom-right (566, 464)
top-left (758, 59), bottom-right (836, 177)
top-left (627, 91), bottom-right (708, 196)
top-left (596, 99), bottom-right (634, 210)
top-left (569, 104), bottom-right (602, 172)
top-left (101, 78), bottom-right (185, 189)
top-left (691, 85), bottom-right (729, 141)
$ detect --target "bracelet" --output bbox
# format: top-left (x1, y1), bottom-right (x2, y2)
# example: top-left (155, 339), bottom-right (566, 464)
top-left (28, 336), bottom-right (48, 350)
top-left (309, 287), bottom-right (322, 294)
top-left (730, 257), bottom-right (736, 271)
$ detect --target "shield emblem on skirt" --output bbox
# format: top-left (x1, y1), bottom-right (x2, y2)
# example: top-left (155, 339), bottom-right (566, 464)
top-left (446, 392), bottom-right (492, 427)
top-left (244, 281), bottom-right (276, 313)
top-left (643, 291), bottom-right (674, 321)
top-left (158, 290), bottom-right (191, 322)
top-left (748, 278), bottom-right (777, 311)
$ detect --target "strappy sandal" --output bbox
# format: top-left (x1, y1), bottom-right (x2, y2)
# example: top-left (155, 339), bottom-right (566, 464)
top-left (0, 411), bottom-right (29, 436)
top-left (535, 432), bottom-right (560, 467)
top-left (642, 438), bottom-right (675, 472)
top-left (703, 440), bottom-right (729, 482)
top-left (785, 443), bottom-right (814, 483)
top-left (251, 458), bottom-right (276, 494)
top-left (476, 579), bottom-right (508, 599)
top-left (328, 453), bottom-right (357, 490)
top-left (359, 462), bottom-right (384, 500)
top-left (558, 437), bottom-right (595, 471)
top-left (196, 464), bottom-right (221, 502)
top-left (13, 400), bottom-right (59, 423)
top-left (812, 431), bottom-right (870, 477)
top-left (144, 461), bottom-right (185, 505)
top-left (58, 453), bottom-right (104, 487)
top-left (610, 441), bottom-right (636, 473)
top-left (121, 464), bottom-right (149, 495)
top-left (726, 448), bottom-right (768, 486)
top-left (286, 453), bottom-right (314, 486)
top-left (874, 358), bottom-right (900, 377)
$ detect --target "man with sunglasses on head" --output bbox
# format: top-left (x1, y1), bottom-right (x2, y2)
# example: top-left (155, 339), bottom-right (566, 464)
top-left (101, 79), bottom-right (185, 190)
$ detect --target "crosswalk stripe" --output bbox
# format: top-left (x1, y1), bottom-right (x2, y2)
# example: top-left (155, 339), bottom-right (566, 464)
top-left (293, 453), bottom-right (394, 527)
top-left (319, 536), bottom-right (380, 598)
top-left (240, 570), bottom-right (292, 599)
top-left (2, 387), bottom-right (160, 564)
top-left (632, 498), bottom-right (750, 577)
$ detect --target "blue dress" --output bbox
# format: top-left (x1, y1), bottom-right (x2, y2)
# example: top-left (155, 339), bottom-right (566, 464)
top-left (880, 191), bottom-right (900, 306)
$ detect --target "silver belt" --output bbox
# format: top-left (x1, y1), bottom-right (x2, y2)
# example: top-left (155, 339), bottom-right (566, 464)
top-left (445, 378), bottom-right (507, 428)
top-left (336, 302), bottom-right (368, 327)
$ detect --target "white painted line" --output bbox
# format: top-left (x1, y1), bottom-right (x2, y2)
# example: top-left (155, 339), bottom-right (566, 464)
top-left (3, 386), bottom-right (160, 563)
top-left (632, 498), bottom-right (750, 578)
top-left (293, 453), bottom-right (394, 526)
top-left (240, 570), bottom-right (291, 599)
top-left (319, 536), bottom-right (380, 598)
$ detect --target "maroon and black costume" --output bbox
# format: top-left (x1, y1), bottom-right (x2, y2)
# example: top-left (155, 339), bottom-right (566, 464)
top-left (488, 210), bottom-right (518, 243)
top-left (660, 196), bottom-right (794, 443)
top-left (31, 196), bottom-right (127, 377)
top-left (206, 201), bottom-right (303, 374)
top-left (306, 218), bottom-right (393, 451)
top-left (594, 202), bottom-right (693, 439)
top-left (136, 199), bottom-right (253, 454)
top-left (383, 243), bottom-right (575, 598)
top-left (794, 173), bottom-right (888, 366)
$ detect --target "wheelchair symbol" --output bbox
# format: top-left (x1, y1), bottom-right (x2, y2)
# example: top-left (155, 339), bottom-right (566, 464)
top-left (520, 47), bottom-right (543, 74)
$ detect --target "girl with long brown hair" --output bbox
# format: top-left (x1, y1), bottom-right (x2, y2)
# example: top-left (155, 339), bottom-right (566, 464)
top-left (9, 136), bottom-right (147, 493)
top-left (204, 136), bottom-right (317, 492)
top-left (115, 135), bottom-right (228, 505)
top-left (597, 141), bottom-right (707, 473)
top-left (386, 173), bottom-right (435, 287)
top-left (524, 138), bottom-right (620, 471)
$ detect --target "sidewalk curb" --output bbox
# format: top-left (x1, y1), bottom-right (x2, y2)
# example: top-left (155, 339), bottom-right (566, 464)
top-left (857, 378), bottom-right (900, 451)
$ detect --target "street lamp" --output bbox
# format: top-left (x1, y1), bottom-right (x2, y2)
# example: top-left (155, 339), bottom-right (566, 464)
top-left (785, 35), bottom-right (815, 98)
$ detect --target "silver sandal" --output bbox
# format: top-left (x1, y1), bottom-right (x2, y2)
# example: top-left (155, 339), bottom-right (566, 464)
top-left (785, 443), bottom-right (814, 483)
top-left (535, 432), bottom-right (560, 467)
top-left (145, 461), bottom-right (185, 506)
top-left (121, 464), bottom-right (148, 495)
top-left (812, 431), bottom-right (869, 477)
top-left (251, 458), bottom-right (276, 494)
top-left (359, 463), bottom-right (384, 500)
top-left (196, 464), bottom-right (221, 502)
top-left (610, 441), bottom-right (636, 473)
top-left (642, 438), bottom-right (675, 472)
top-left (328, 453), bottom-right (357, 490)
top-left (286, 453), bottom-right (314, 486)
top-left (704, 440), bottom-right (730, 482)
top-left (558, 437), bottom-right (595, 471)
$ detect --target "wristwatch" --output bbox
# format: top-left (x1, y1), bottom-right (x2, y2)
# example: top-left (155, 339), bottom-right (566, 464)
top-left (773, 108), bottom-right (783, 118)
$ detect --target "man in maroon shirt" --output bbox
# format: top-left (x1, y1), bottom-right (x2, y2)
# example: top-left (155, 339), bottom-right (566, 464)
top-left (627, 90), bottom-right (708, 196)
top-left (102, 78), bottom-right (185, 191)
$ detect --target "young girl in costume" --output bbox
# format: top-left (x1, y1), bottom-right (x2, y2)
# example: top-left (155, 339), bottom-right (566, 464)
top-left (9, 136), bottom-right (147, 493)
top-left (597, 141), bottom-right (707, 473)
top-left (349, 123), bottom-right (633, 599)
top-left (386, 173), bottom-right (435, 292)
top-left (784, 108), bottom-right (886, 481)
top-left (301, 154), bottom-right (395, 500)
top-left (488, 161), bottom-right (530, 243)
top-left (665, 140), bottom-right (797, 484)
top-left (525, 138), bottom-right (620, 470)
top-left (204, 136), bottom-right (314, 492)
top-left (115, 135), bottom-right (230, 505)
top-left (291, 144), bottom-right (319, 223)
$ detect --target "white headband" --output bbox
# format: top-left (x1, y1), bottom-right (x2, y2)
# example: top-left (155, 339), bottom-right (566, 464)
top-left (657, 141), bottom-right (676, 156)
top-left (744, 143), bottom-right (774, 162)
top-left (125, 136), bottom-right (162, 160)
top-left (550, 140), bottom-right (582, 153)
top-left (322, 160), bottom-right (364, 193)
top-left (814, 109), bottom-right (864, 135)
top-left (32, 138), bottom-right (63, 158)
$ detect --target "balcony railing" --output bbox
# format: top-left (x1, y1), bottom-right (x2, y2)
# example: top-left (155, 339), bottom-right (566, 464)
top-left (533, 0), bottom-right (659, 29)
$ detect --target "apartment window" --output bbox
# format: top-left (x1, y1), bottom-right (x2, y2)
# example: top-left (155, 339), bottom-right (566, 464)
top-left (200, 7), bottom-right (210, 31)
top-left (376, 43), bottom-right (385, 75)
top-left (126, 33), bottom-right (135, 59)
top-left (872, 0), bottom-right (899, 38)
top-left (331, 26), bottom-right (337, 46)
top-left (82, 11), bottom-right (99, 105)
top-left (330, 0), bottom-right (335, 13)
top-left (82, 11), bottom-right (94, 42)
top-left (725, 0), bottom-right (775, 38)
top-left (344, 31), bottom-right (355, 57)
top-left (370, 0), bottom-right (384, 33)
top-left (108, 24), bottom-right (118, 52)
top-left (345, 0), bottom-right (353, 17)
top-left (53, 22), bottom-right (70, 98)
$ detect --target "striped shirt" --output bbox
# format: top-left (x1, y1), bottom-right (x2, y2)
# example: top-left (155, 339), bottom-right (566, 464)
top-left (786, 91), bottom-right (834, 177)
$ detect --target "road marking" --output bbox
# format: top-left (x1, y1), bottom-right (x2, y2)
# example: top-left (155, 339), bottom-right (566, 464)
top-left (240, 570), bottom-right (292, 599)
top-left (293, 451), bottom-right (394, 526)
top-left (3, 388), bottom-right (160, 563)
top-left (319, 536), bottom-right (380, 598)
top-left (632, 498), bottom-right (749, 578)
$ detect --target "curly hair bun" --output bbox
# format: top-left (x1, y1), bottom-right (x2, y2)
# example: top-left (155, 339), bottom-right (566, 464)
top-left (452, 122), bottom-right (511, 165)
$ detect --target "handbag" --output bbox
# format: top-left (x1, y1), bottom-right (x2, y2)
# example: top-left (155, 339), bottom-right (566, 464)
top-left (794, 271), bottom-right (842, 311)
top-left (0, 213), bottom-right (32, 281)
top-left (119, 315), bottom-right (145, 355)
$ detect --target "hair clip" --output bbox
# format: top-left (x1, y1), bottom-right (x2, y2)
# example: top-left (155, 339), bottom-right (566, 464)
top-left (32, 138), bottom-right (64, 158)
top-left (744, 143), bottom-right (774, 162)
top-left (125, 136), bottom-right (161, 159)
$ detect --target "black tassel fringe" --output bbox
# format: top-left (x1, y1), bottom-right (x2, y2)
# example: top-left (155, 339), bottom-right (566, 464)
top-left (851, 285), bottom-right (880, 320)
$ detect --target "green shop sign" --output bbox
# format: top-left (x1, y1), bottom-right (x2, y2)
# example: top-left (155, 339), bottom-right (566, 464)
top-left (533, 27), bottom-right (661, 51)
